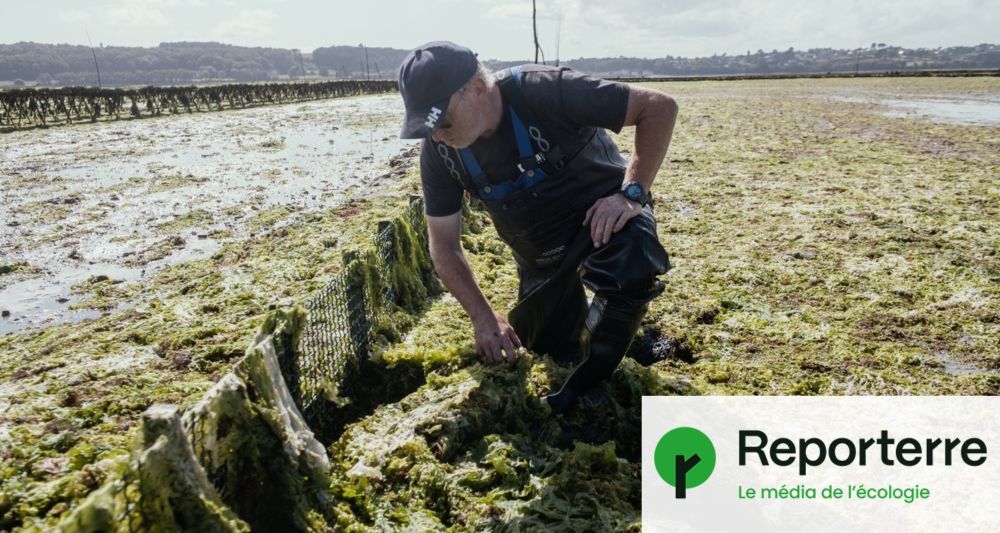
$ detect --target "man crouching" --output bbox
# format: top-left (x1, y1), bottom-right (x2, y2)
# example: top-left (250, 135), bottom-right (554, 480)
top-left (397, 41), bottom-right (678, 413)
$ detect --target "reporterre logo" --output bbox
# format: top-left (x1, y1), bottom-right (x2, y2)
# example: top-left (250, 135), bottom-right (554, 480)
top-left (654, 426), bottom-right (717, 498)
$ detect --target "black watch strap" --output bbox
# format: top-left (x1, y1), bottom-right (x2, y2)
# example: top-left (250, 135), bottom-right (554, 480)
top-left (622, 182), bottom-right (650, 206)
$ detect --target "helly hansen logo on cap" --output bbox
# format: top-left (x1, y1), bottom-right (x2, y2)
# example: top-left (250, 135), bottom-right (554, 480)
top-left (425, 107), bottom-right (442, 129)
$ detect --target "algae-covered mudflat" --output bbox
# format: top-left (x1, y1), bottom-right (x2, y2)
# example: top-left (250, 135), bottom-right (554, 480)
top-left (1, 76), bottom-right (998, 530)
top-left (0, 94), bottom-right (412, 335)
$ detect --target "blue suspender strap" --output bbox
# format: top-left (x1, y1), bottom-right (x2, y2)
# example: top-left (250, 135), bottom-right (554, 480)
top-left (458, 148), bottom-right (489, 189)
top-left (476, 166), bottom-right (546, 200)
top-left (503, 65), bottom-right (567, 170)
top-left (510, 108), bottom-right (534, 162)
top-left (507, 67), bottom-right (546, 171)
top-left (448, 66), bottom-right (550, 201)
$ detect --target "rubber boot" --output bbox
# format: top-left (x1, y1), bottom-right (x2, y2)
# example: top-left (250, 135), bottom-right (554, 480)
top-left (543, 298), bottom-right (647, 414)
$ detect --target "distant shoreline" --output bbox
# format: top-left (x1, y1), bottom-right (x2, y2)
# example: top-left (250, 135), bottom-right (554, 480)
top-left (3, 68), bottom-right (998, 90)
top-left (608, 68), bottom-right (1000, 83)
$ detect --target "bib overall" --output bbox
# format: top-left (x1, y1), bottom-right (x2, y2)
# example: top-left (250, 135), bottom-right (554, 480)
top-left (442, 66), bottom-right (671, 412)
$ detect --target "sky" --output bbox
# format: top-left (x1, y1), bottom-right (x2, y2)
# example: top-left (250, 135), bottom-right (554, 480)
top-left (2, 0), bottom-right (998, 60)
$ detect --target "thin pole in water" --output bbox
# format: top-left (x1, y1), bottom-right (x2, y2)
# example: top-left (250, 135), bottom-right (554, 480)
top-left (554, 12), bottom-right (561, 67)
top-left (363, 44), bottom-right (371, 80)
top-left (85, 28), bottom-right (102, 88)
top-left (533, 0), bottom-right (539, 64)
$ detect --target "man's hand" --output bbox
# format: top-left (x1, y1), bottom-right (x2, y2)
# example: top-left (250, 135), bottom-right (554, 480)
top-left (583, 193), bottom-right (642, 247)
top-left (473, 311), bottom-right (522, 365)
top-left (428, 212), bottom-right (521, 366)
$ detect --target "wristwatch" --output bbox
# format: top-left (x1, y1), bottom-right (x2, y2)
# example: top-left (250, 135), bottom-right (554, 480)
top-left (621, 181), bottom-right (650, 206)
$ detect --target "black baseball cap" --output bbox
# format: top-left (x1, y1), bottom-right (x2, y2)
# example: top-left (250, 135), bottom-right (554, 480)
top-left (398, 41), bottom-right (478, 139)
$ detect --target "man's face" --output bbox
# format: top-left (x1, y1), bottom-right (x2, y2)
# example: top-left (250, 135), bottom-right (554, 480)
top-left (430, 82), bottom-right (483, 149)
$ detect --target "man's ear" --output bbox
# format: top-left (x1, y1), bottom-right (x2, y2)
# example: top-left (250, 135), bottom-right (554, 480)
top-left (471, 75), bottom-right (488, 98)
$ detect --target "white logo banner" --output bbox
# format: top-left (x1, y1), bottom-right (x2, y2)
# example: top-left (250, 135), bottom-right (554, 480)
top-left (642, 396), bottom-right (999, 532)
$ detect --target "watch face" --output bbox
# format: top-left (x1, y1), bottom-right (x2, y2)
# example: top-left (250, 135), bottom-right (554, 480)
top-left (624, 182), bottom-right (643, 201)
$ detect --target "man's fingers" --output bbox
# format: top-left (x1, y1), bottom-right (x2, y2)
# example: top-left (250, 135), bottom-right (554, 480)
top-left (477, 337), bottom-right (496, 365)
top-left (508, 329), bottom-right (522, 349)
top-left (501, 336), bottom-right (519, 363)
top-left (496, 335), bottom-right (510, 362)
top-left (613, 210), bottom-right (630, 232)
top-left (479, 333), bottom-right (519, 365)
top-left (583, 203), bottom-right (596, 226)
top-left (492, 340), bottom-right (506, 365)
top-left (477, 325), bottom-right (523, 366)
top-left (499, 343), bottom-right (513, 364)
top-left (591, 205), bottom-right (609, 245)
top-left (600, 211), bottom-right (617, 245)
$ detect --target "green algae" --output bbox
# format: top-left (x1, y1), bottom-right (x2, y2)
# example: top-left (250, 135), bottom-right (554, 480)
top-left (290, 204), bottom-right (441, 444)
top-left (385, 213), bottom-right (441, 312)
top-left (56, 405), bottom-right (250, 533)
top-left (180, 309), bottom-right (331, 531)
top-left (122, 235), bottom-right (189, 267)
top-left (0, 263), bottom-right (24, 275)
top-left (319, 76), bottom-right (997, 530)
top-left (0, 177), bottom-right (425, 529)
top-left (0, 262), bottom-right (40, 293)
top-left (607, 76), bottom-right (999, 396)
top-left (147, 173), bottom-right (210, 194)
top-left (54, 308), bottom-right (332, 532)
top-left (129, 405), bottom-right (249, 533)
top-left (325, 351), bottom-right (693, 532)
top-left (247, 205), bottom-right (302, 234)
top-left (155, 209), bottom-right (215, 233)
top-left (8, 199), bottom-right (72, 226)
top-left (69, 276), bottom-right (138, 312)
top-left (2, 77), bottom-right (998, 529)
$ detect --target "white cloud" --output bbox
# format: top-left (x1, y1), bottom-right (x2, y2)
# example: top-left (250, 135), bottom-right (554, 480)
top-left (57, 9), bottom-right (92, 25)
top-left (517, 0), bottom-right (1000, 58)
top-left (211, 9), bottom-right (279, 41)
top-left (7, 0), bottom-right (1000, 59)
top-left (107, 0), bottom-right (172, 28)
top-left (485, 2), bottom-right (532, 20)
top-left (531, 0), bottom-right (745, 58)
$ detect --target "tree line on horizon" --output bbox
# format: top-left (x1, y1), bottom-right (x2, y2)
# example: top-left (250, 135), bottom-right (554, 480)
top-left (1, 41), bottom-right (997, 87)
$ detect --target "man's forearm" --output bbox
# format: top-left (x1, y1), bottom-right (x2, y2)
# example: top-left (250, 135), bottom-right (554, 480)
top-left (624, 92), bottom-right (678, 191)
top-left (429, 244), bottom-right (495, 325)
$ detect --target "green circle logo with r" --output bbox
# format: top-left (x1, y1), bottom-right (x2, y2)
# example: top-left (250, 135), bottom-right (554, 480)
top-left (654, 426), bottom-right (716, 498)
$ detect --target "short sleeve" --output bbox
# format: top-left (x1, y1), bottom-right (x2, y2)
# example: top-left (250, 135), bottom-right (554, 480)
top-left (555, 69), bottom-right (630, 133)
top-left (419, 140), bottom-right (464, 217)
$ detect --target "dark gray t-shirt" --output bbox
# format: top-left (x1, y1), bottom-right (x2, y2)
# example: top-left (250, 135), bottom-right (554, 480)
top-left (419, 65), bottom-right (630, 217)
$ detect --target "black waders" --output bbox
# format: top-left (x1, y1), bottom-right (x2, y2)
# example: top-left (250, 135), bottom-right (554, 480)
top-left (438, 66), bottom-right (670, 414)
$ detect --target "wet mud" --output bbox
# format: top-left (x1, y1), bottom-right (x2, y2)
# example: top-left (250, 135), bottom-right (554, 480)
top-left (2, 94), bottom-right (412, 334)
